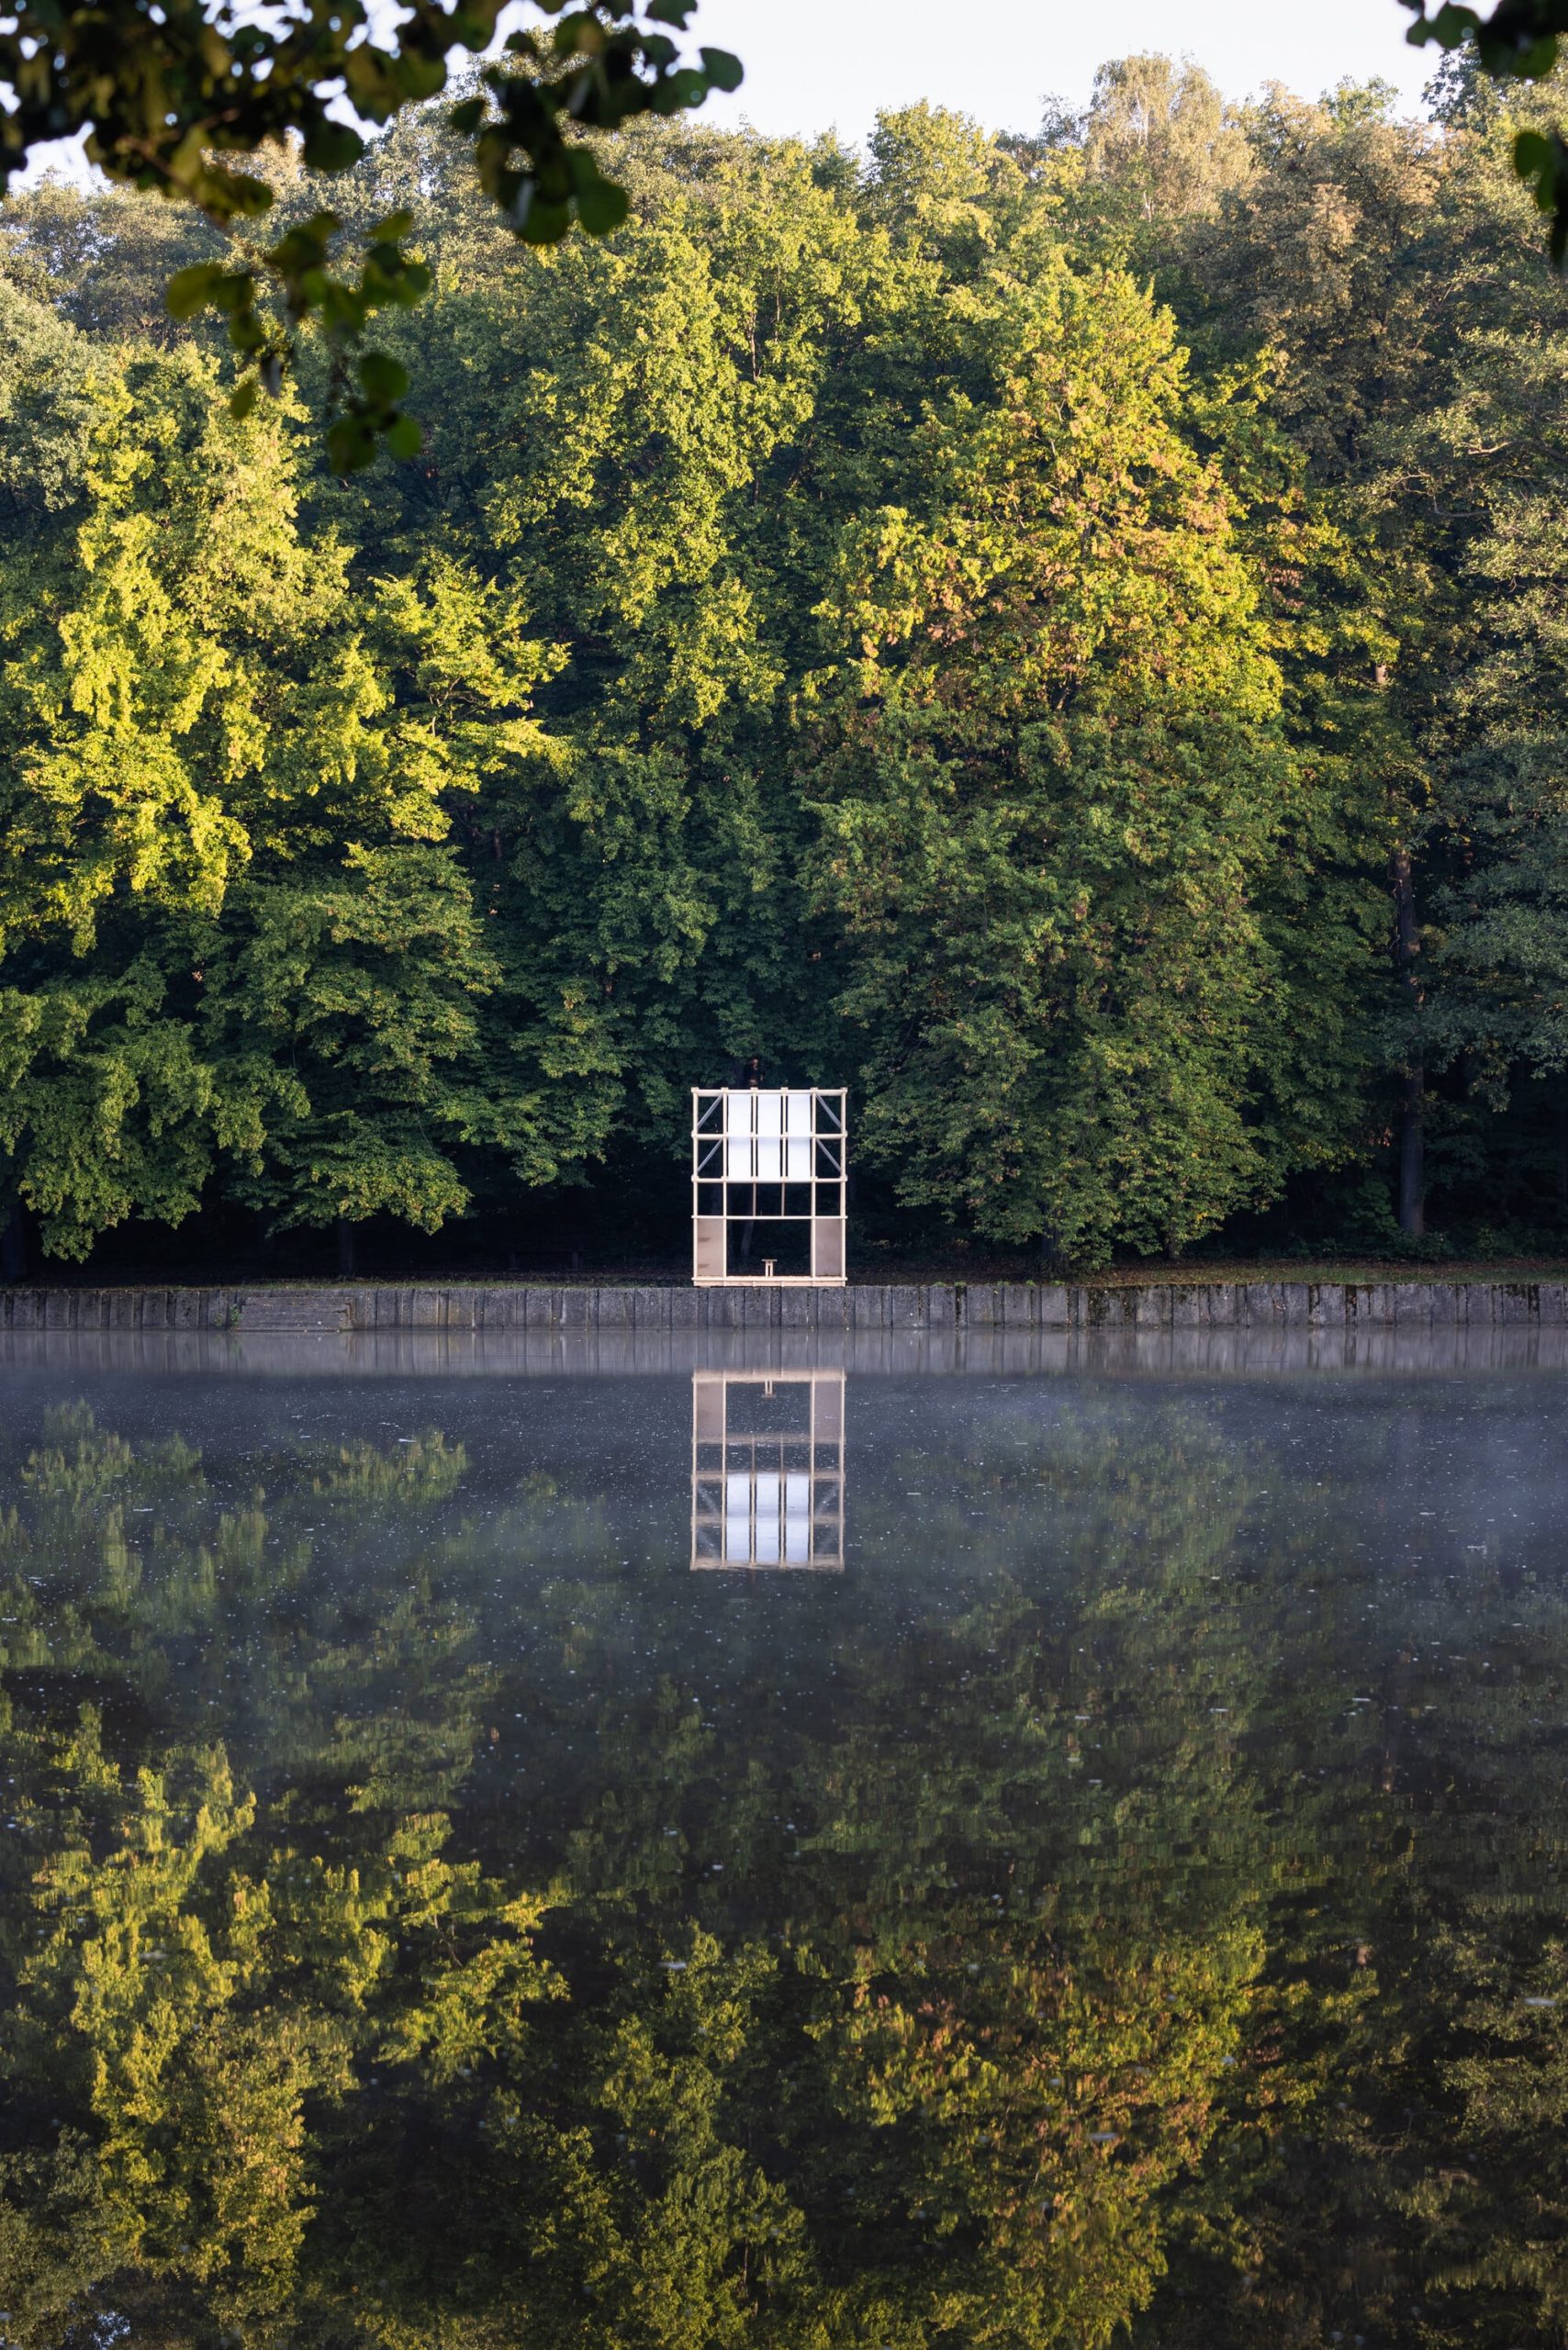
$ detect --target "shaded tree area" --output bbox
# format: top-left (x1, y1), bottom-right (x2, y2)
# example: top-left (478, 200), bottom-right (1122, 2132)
top-left (6, 62), bottom-right (1568, 1273)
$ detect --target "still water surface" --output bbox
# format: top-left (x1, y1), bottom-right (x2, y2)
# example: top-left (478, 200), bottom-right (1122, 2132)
top-left (1, 1354), bottom-right (1564, 2348)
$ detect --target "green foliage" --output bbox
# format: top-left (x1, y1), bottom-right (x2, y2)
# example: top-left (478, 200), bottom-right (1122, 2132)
top-left (6, 73), bottom-right (1568, 1262)
top-left (0, 0), bottom-right (741, 467)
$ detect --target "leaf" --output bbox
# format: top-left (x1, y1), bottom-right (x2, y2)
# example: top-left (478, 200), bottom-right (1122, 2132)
top-left (229, 377), bottom-right (259, 421)
top-left (699, 45), bottom-right (744, 93)
top-left (165, 263), bottom-right (227, 320)
top-left (327, 415), bottom-right (376, 475)
top-left (302, 119), bottom-right (367, 173)
top-left (576, 173), bottom-right (630, 236)
top-left (358, 352), bottom-right (411, 404)
top-left (385, 415), bottom-right (424, 459)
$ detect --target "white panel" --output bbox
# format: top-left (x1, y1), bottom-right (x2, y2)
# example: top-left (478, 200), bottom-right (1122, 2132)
top-left (756, 1090), bottom-right (784, 1136)
top-left (725, 1473), bottom-right (750, 1515)
top-left (723, 1516), bottom-right (749, 1561)
top-left (784, 1089), bottom-right (812, 1133)
top-left (755, 1513), bottom-right (780, 1564)
top-left (785, 1136), bottom-right (810, 1180)
top-left (724, 1088), bottom-right (754, 1180)
top-left (755, 1472), bottom-right (780, 1516)
top-left (756, 1137), bottom-right (782, 1181)
top-left (784, 1472), bottom-right (810, 1555)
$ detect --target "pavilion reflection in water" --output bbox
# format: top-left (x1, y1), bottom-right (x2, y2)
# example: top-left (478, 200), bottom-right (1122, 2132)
top-left (689, 1371), bottom-right (845, 1570)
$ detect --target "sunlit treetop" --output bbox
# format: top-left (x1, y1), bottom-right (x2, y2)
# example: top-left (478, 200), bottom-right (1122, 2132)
top-left (1405, 0), bottom-right (1568, 255)
top-left (1, 0), bottom-right (1565, 475)
top-left (0, 0), bottom-right (740, 466)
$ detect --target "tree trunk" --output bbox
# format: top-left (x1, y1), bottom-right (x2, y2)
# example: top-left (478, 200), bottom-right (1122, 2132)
top-left (1391, 845), bottom-right (1425, 1237)
top-left (1399, 1062), bottom-right (1426, 1238)
top-left (336, 1216), bottom-right (356, 1278)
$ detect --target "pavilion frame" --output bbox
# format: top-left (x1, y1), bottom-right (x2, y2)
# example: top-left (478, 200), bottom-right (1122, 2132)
top-left (689, 1371), bottom-right (845, 1571)
top-left (690, 1086), bottom-right (847, 1286)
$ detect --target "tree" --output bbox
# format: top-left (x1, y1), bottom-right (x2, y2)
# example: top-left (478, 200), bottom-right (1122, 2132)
top-left (1, 0), bottom-right (741, 467)
top-left (0, 327), bottom-right (572, 1256)
top-left (798, 189), bottom-right (1367, 1263)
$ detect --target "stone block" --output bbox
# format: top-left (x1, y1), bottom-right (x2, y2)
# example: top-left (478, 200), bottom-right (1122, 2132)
top-left (1035, 1283), bottom-right (1070, 1326)
top-left (1002, 1282), bottom-right (1036, 1326)
top-left (964, 1282), bottom-right (1002, 1326)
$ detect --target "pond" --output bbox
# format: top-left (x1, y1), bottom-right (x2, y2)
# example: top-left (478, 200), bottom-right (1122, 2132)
top-left (0, 1338), bottom-right (1564, 2348)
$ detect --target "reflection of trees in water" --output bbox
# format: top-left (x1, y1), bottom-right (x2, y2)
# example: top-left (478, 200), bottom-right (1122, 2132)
top-left (0, 1400), bottom-right (1563, 2345)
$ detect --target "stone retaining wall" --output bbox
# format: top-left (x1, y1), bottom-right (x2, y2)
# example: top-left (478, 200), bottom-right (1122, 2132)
top-left (1, 1278), bottom-right (1564, 1334)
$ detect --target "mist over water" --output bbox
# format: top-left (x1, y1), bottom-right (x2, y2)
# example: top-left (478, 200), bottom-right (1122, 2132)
top-left (1, 1351), bottom-right (1564, 2347)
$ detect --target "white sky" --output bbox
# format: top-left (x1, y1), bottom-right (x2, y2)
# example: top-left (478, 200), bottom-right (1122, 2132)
top-left (691, 0), bottom-right (1437, 142)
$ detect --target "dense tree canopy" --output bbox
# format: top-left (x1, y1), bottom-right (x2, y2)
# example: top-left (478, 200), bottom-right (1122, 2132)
top-left (4, 62), bottom-right (1568, 1269)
